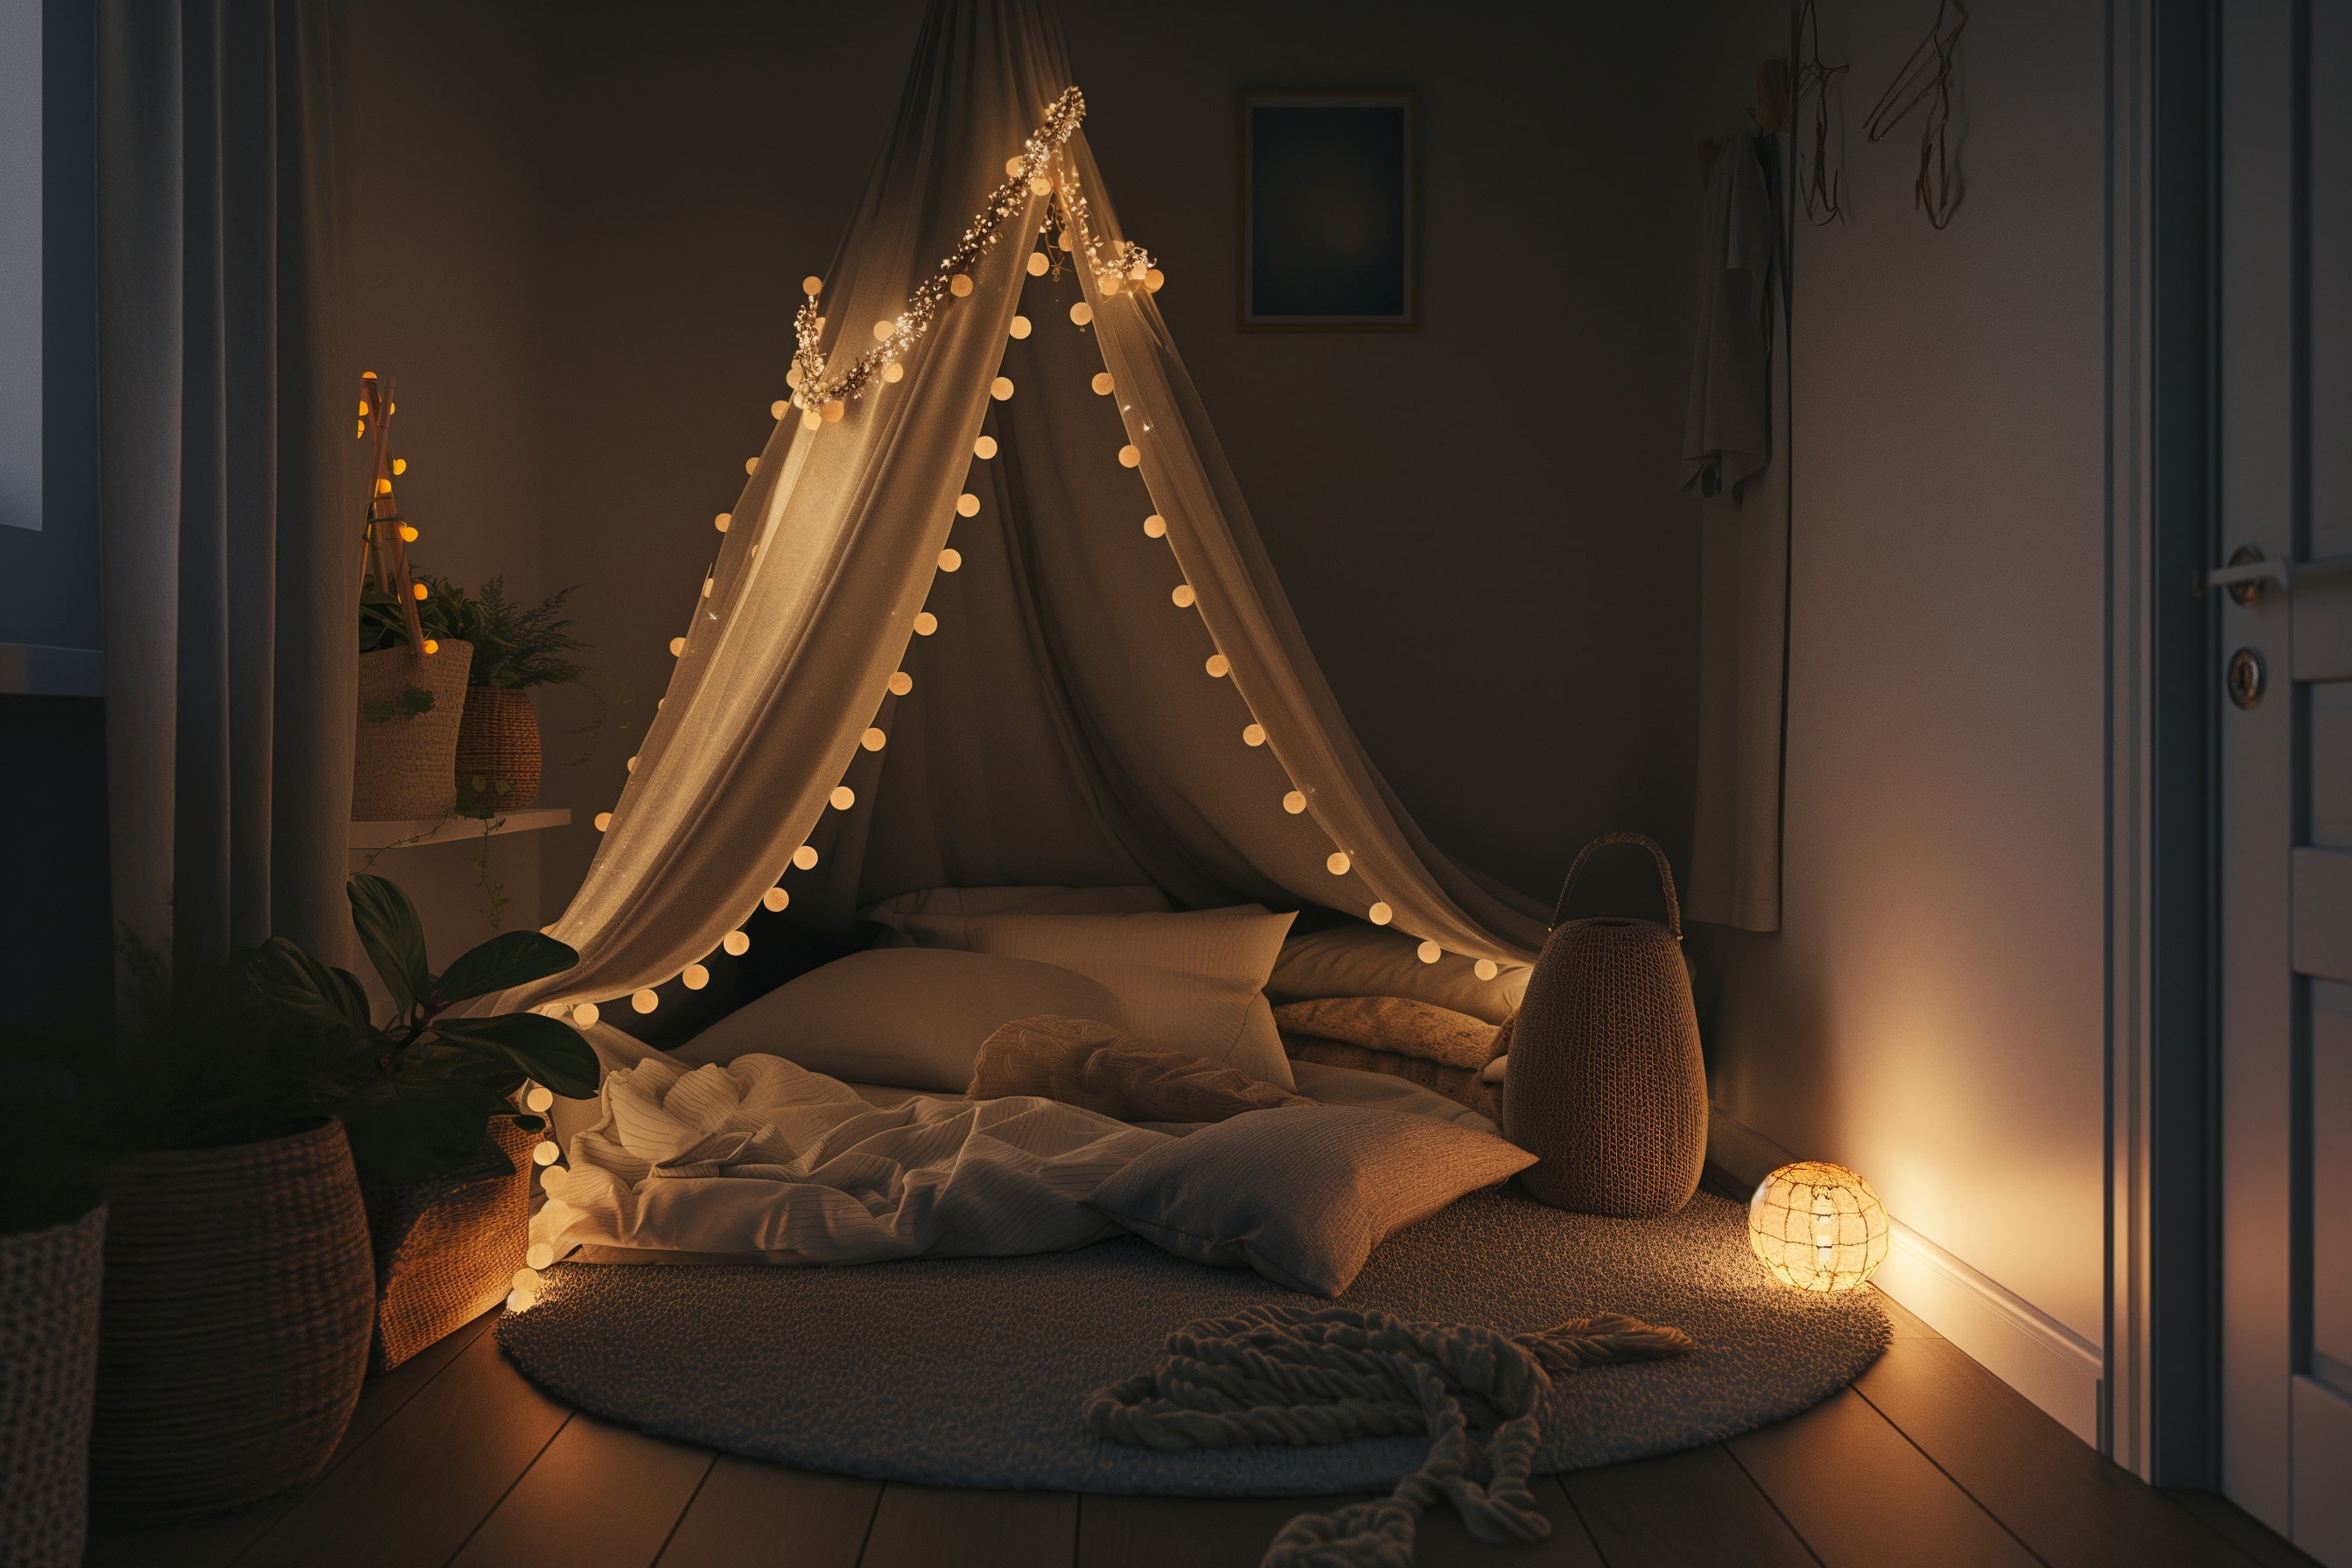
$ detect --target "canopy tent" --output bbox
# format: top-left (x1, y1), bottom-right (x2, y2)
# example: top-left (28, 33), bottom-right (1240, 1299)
top-left (508, 0), bottom-right (1549, 1028)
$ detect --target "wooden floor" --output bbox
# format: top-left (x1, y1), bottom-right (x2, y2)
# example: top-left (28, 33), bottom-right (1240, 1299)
top-left (83, 1272), bottom-right (2320, 1568)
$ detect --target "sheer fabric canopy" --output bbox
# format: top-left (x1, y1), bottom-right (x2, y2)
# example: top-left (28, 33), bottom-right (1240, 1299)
top-left (506, 0), bottom-right (1547, 1024)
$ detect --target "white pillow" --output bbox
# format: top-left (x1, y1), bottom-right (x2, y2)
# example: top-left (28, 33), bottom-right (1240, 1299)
top-left (670, 947), bottom-right (1120, 1092)
top-left (1268, 922), bottom-right (1529, 1025)
top-left (861, 884), bottom-right (1171, 948)
top-left (958, 907), bottom-right (1296, 1089)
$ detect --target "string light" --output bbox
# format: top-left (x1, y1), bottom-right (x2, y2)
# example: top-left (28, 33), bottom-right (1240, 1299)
top-left (526, 1242), bottom-right (555, 1270)
top-left (1368, 903), bottom-right (1393, 926)
top-left (505, 1289), bottom-right (536, 1313)
top-left (802, 275), bottom-right (823, 294)
top-left (888, 670), bottom-right (914, 695)
top-left (1145, 515), bottom-right (1167, 538)
top-left (1010, 315), bottom-right (1032, 339)
top-left (1071, 303), bottom-right (1095, 326)
top-left (723, 930), bottom-right (751, 956)
top-left (939, 548), bottom-right (962, 572)
top-left (950, 273), bottom-right (974, 297)
top-left (1093, 373), bottom-right (1115, 395)
top-left (991, 377), bottom-right (1015, 401)
top-left (1205, 654), bottom-right (1228, 677)
top-left (1027, 252), bottom-right (1050, 277)
top-left (1171, 584), bottom-right (1195, 607)
top-left (393, 458), bottom-right (407, 475)
top-left (746, 458), bottom-right (760, 473)
top-left (883, 361), bottom-right (904, 383)
top-left (421, 639), bottom-right (439, 655)
top-left (1283, 790), bottom-right (1307, 815)
top-left (830, 785), bottom-right (856, 810)
top-left (1475, 959), bottom-right (1501, 980)
top-left (793, 844), bottom-right (820, 869)
top-left (532, 1140), bottom-right (562, 1166)
top-left (914, 612), bottom-right (939, 635)
top-left (872, 318), bottom-right (897, 342)
top-left (682, 963), bottom-right (710, 990)
top-left (862, 726), bottom-right (889, 750)
top-left (975, 436), bottom-right (998, 458)
top-left (668, 637), bottom-right (685, 656)
top-left (1242, 724), bottom-right (1265, 746)
top-left (632, 988), bottom-right (658, 1013)
top-left (957, 493), bottom-right (982, 516)
top-left (770, 400), bottom-right (789, 418)
top-left (526, 1084), bottom-right (555, 1113)
top-left (1418, 940), bottom-right (1442, 963)
top-left (1118, 444), bottom-right (1142, 467)
top-left (400, 525), bottom-right (419, 542)
top-left (1327, 852), bottom-right (1353, 876)
top-left (626, 755), bottom-right (638, 772)
top-left (573, 1002), bottom-right (601, 1026)
top-left (764, 887), bottom-right (790, 912)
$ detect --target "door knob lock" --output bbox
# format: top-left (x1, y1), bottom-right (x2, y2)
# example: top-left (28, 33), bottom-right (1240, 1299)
top-left (2229, 647), bottom-right (2267, 709)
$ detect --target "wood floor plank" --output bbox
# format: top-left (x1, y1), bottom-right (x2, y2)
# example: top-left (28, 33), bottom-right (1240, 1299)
top-left (1854, 1338), bottom-right (2246, 1568)
top-left (655, 1459), bottom-right (883, 1568)
top-left (448, 1411), bottom-right (716, 1568)
top-left (2163, 1489), bottom-right (2328, 1568)
top-left (1076, 1492), bottom-right (1368, 1568)
top-left (237, 1326), bottom-right (573, 1568)
top-left (1728, 1388), bottom-right (2035, 1568)
top-left (860, 1483), bottom-right (1077, 1568)
top-left (1417, 1476), bottom-right (1606, 1567)
top-left (80, 1310), bottom-right (506, 1568)
top-left (1558, 1444), bottom-right (1819, 1568)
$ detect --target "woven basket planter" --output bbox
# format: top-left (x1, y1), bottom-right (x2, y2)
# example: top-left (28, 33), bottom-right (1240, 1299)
top-left (454, 686), bottom-right (542, 816)
top-left (363, 1117), bottom-right (539, 1373)
top-left (0, 1202), bottom-right (106, 1568)
top-left (89, 1121), bottom-right (375, 1522)
top-left (353, 638), bottom-right (474, 821)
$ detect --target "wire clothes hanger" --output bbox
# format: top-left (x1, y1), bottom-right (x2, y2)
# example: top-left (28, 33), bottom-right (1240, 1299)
top-left (1863, 0), bottom-right (1968, 228)
top-left (1789, 0), bottom-right (1849, 225)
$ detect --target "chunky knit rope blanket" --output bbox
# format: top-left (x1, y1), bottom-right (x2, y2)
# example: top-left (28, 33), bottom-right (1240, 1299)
top-left (1083, 1305), bottom-right (1694, 1568)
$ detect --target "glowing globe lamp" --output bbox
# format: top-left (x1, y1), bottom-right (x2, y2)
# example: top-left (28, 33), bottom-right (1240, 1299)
top-left (1747, 1161), bottom-right (1890, 1292)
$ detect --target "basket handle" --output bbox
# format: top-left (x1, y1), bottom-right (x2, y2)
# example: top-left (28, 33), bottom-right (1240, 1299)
top-left (1550, 832), bottom-right (1683, 939)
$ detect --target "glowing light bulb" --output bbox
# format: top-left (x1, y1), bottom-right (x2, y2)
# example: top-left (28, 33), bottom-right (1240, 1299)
top-left (682, 963), bottom-right (709, 990)
top-left (505, 1289), bottom-right (536, 1312)
top-left (991, 377), bottom-right (1014, 401)
top-left (1072, 303), bottom-right (1095, 326)
top-left (788, 367), bottom-right (802, 388)
top-left (723, 930), bottom-right (750, 956)
top-left (1005, 157), bottom-right (1026, 177)
top-left (1328, 852), bottom-right (1353, 876)
top-left (974, 436), bottom-right (998, 459)
top-left (764, 886), bottom-right (790, 913)
top-left (526, 1084), bottom-right (555, 1113)
top-left (1242, 724), bottom-right (1266, 746)
top-left (862, 725), bottom-right (888, 750)
top-left (1145, 269), bottom-right (1165, 291)
top-left (882, 361), bottom-right (904, 383)
top-left (802, 275), bottom-right (823, 295)
top-left (771, 400), bottom-right (789, 418)
top-left (746, 458), bottom-right (760, 473)
top-left (411, 582), bottom-right (428, 601)
top-left (668, 637), bottom-right (685, 657)
top-left (1030, 173), bottom-right (1053, 195)
top-left (872, 318), bottom-right (897, 342)
top-left (1027, 252), bottom-right (1049, 277)
top-left (888, 670), bottom-right (914, 696)
top-left (802, 410), bottom-right (822, 431)
top-left (1093, 373), bottom-right (1115, 395)
top-left (822, 401), bottom-right (844, 424)
top-left (1418, 940), bottom-right (1442, 963)
top-left (1144, 515), bottom-right (1167, 538)
top-left (1205, 654), bottom-right (1230, 677)
top-left (715, 512), bottom-right (731, 532)
top-left (1474, 959), bottom-right (1501, 981)
top-left (421, 639), bottom-right (440, 655)
top-left (1368, 902), bottom-right (1393, 926)
top-left (527, 1242), bottom-right (555, 1269)
top-left (1283, 790), bottom-right (1307, 815)
top-left (626, 755), bottom-right (638, 772)
top-left (392, 458), bottom-right (408, 475)
top-left (1101, 273), bottom-right (1122, 295)
top-left (532, 1140), bottom-right (562, 1166)
top-left (377, 478), bottom-right (393, 495)
top-left (914, 611), bottom-right (939, 635)
top-left (956, 493), bottom-right (982, 517)
top-left (400, 525), bottom-right (418, 542)
top-left (358, 399), bottom-right (369, 416)
top-left (1010, 315), bottom-right (1032, 339)
top-left (830, 785), bottom-right (855, 810)
top-left (1056, 228), bottom-right (1073, 251)
top-left (631, 988), bottom-right (658, 1014)
top-left (937, 548), bottom-right (962, 574)
top-left (573, 1002), bottom-right (601, 1027)
top-left (514, 1266), bottom-right (544, 1292)
top-left (1171, 584), bottom-right (1195, 607)
top-left (703, 578), bottom-right (714, 598)
top-left (1118, 444), bottom-right (1141, 467)
top-left (950, 272), bottom-right (974, 297)
top-left (793, 844), bottom-right (820, 870)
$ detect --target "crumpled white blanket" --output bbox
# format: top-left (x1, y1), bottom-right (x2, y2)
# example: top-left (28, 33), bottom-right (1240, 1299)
top-left (532, 1052), bottom-right (1172, 1263)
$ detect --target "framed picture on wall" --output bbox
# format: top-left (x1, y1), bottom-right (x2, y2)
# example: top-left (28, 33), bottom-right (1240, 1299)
top-left (1239, 91), bottom-right (1417, 331)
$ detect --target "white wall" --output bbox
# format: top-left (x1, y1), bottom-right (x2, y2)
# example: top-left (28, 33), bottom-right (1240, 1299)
top-left (1704, 0), bottom-right (2115, 1439)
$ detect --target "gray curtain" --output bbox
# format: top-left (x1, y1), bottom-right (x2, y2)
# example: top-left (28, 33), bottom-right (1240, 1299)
top-left (97, 0), bottom-right (352, 969)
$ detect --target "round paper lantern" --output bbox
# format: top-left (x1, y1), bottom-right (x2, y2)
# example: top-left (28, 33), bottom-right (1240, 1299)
top-left (1747, 1162), bottom-right (1891, 1292)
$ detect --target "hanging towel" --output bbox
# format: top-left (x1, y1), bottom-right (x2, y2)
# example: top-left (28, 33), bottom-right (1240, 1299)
top-left (1680, 131), bottom-right (1775, 501)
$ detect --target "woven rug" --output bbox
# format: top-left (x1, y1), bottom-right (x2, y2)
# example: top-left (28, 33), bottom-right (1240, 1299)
top-left (495, 1187), bottom-right (1887, 1494)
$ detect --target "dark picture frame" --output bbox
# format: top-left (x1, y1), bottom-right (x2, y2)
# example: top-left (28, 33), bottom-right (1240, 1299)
top-left (1239, 91), bottom-right (1417, 331)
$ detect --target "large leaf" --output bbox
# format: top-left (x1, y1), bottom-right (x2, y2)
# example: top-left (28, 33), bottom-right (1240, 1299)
top-left (433, 929), bottom-right (578, 1006)
top-left (429, 1012), bottom-right (600, 1099)
top-left (246, 938), bottom-right (373, 1032)
top-left (348, 874), bottom-right (430, 1018)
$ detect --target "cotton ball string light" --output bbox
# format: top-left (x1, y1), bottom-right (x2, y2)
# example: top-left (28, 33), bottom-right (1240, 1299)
top-left (794, 844), bottom-right (820, 870)
top-left (668, 637), bottom-right (685, 657)
top-left (626, 755), bottom-right (638, 772)
top-left (1004, 155), bottom-right (1026, 177)
top-left (682, 963), bottom-right (710, 991)
top-left (1145, 514), bottom-right (1168, 538)
top-left (872, 318), bottom-right (897, 342)
top-left (949, 273), bottom-right (974, 298)
top-left (723, 930), bottom-right (751, 956)
top-left (1368, 902), bottom-right (1393, 926)
top-left (888, 670), bottom-right (914, 696)
top-left (939, 548), bottom-right (962, 573)
top-left (631, 988), bottom-right (659, 1014)
top-left (1283, 790), bottom-right (1307, 815)
top-left (746, 458), bottom-right (760, 473)
top-left (573, 1002), bottom-right (601, 1027)
top-left (1071, 302), bottom-right (1094, 326)
top-left (771, 400), bottom-right (789, 418)
top-left (1145, 268), bottom-right (1165, 291)
top-left (914, 611), bottom-right (939, 636)
top-left (1030, 173), bottom-right (1054, 195)
top-left (802, 410), bottom-right (822, 431)
top-left (830, 786), bottom-right (856, 810)
top-left (991, 377), bottom-right (1015, 401)
top-left (1205, 654), bottom-right (1229, 677)
top-left (1475, 959), bottom-right (1501, 981)
top-left (1093, 373), bottom-right (1115, 395)
top-left (1326, 851), bottom-right (1353, 876)
top-left (822, 401), bottom-right (844, 424)
top-left (1418, 940), bottom-right (1442, 963)
top-left (593, 812), bottom-right (612, 832)
top-left (1242, 724), bottom-right (1266, 747)
top-left (1010, 315), bottom-right (1032, 339)
top-left (422, 638), bottom-right (441, 655)
top-left (883, 361), bottom-right (904, 383)
top-left (400, 525), bottom-right (419, 542)
top-left (1027, 252), bottom-right (1050, 277)
top-left (526, 1084), bottom-right (555, 1113)
top-left (802, 275), bottom-right (823, 295)
top-left (763, 887), bottom-right (790, 913)
top-left (1101, 273), bottom-right (1122, 295)
top-left (506, 1288), bottom-right (537, 1314)
top-left (1171, 584), bottom-right (1195, 608)
top-left (393, 458), bottom-right (408, 475)
top-left (1747, 1162), bottom-right (1891, 1293)
top-left (974, 436), bottom-right (998, 459)
top-left (1118, 444), bottom-right (1142, 467)
top-left (532, 1139), bottom-right (562, 1166)
top-left (956, 493), bottom-right (982, 517)
top-left (862, 726), bottom-right (889, 751)
top-left (526, 1242), bottom-right (556, 1270)
top-left (703, 578), bottom-right (715, 598)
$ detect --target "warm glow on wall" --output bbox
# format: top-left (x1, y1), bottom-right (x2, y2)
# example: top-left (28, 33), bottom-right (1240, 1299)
top-left (1748, 1162), bottom-right (1891, 1292)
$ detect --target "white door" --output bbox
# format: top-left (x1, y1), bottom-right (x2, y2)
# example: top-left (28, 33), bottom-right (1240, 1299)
top-left (2218, 2), bottom-right (2352, 1558)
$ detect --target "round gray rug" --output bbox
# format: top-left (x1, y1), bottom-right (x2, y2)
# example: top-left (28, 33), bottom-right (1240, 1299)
top-left (496, 1187), bottom-right (1887, 1494)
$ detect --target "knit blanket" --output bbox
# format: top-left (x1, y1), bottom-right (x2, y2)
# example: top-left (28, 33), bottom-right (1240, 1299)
top-left (968, 1015), bottom-right (1314, 1123)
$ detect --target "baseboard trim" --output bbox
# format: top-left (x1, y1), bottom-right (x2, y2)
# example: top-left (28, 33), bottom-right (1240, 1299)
top-left (1708, 1102), bottom-right (2105, 1446)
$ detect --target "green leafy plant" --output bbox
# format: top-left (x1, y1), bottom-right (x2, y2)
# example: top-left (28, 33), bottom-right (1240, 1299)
top-left (248, 873), bottom-right (599, 1186)
top-left (455, 577), bottom-right (591, 690)
top-left (359, 575), bottom-right (458, 655)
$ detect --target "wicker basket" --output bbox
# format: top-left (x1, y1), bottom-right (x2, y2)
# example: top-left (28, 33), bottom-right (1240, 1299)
top-left (363, 1117), bottom-right (539, 1373)
top-left (353, 638), bottom-right (474, 821)
top-left (0, 1203), bottom-right (106, 1568)
top-left (453, 686), bottom-right (542, 816)
top-left (89, 1122), bottom-right (375, 1522)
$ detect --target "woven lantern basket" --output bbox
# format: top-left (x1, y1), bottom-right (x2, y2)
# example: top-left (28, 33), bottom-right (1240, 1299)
top-left (363, 1117), bottom-right (540, 1373)
top-left (352, 638), bottom-right (474, 821)
top-left (453, 686), bottom-right (542, 816)
top-left (0, 1202), bottom-right (106, 1568)
top-left (89, 1121), bottom-right (375, 1522)
top-left (1502, 833), bottom-right (1707, 1218)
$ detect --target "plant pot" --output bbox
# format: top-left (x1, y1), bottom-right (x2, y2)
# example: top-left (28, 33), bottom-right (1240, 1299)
top-left (353, 639), bottom-right (475, 821)
top-left (89, 1121), bottom-right (375, 1522)
top-left (0, 1202), bottom-right (107, 1566)
top-left (453, 686), bottom-right (542, 816)
top-left (362, 1117), bottom-right (540, 1373)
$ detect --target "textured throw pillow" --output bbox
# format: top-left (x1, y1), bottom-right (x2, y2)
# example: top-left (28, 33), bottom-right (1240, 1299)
top-left (1085, 1104), bottom-right (1536, 1296)
top-left (958, 907), bottom-right (1297, 1088)
top-left (1270, 996), bottom-right (1505, 1071)
top-left (969, 1014), bottom-right (1313, 1123)
top-left (1268, 923), bottom-right (1530, 1025)
top-left (1278, 1033), bottom-right (1497, 1120)
top-left (861, 885), bottom-right (1172, 948)
top-left (670, 948), bottom-right (1120, 1092)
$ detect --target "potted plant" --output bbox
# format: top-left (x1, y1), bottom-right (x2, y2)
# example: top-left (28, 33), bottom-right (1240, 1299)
top-left (251, 873), bottom-right (601, 1371)
top-left (422, 576), bottom-right (590, 818)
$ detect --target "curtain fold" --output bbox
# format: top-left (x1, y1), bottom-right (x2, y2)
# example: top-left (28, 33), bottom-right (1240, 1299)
top-left (97, 0), bottom-right (352, 970)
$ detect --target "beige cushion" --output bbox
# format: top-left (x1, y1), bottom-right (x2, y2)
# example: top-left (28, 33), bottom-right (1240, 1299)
top-left (862, 885), bottom-right (1171, 948)
top-left (1270, 996), bottom-right (1504, 1071)
top-left (1084, 1105), bottom-right (1536, 1295)
top-left (958, 907), bottom-right (1296, 1088)
top-left (968, 1015), bottom-right (1313, 1123)
top-left (1268, 923), bottom-right (1530, 1025)
top-left (670, 948), bottom-right (1120, 1092)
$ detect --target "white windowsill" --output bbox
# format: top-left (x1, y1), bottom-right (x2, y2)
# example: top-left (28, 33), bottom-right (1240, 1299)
top-left (348, 807), bottom-right (573, 850)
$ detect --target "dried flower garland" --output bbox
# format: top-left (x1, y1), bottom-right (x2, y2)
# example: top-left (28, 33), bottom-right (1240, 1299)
top-left (1049, 158), bottom-right (1159, 298)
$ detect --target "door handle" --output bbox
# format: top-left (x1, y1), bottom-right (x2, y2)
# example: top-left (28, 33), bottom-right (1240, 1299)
top-left (2201, 546), bottom-right (2292, 603)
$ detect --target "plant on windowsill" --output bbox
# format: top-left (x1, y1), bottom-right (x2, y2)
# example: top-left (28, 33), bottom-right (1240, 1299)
top-left (416, 576), bottom-right (591, 819)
